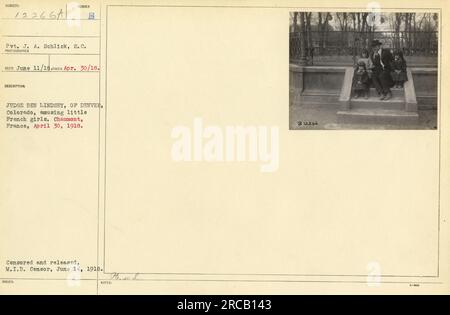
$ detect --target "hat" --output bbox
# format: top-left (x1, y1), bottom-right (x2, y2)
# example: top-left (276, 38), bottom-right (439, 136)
top-left (357, 60), bottom-right (366, 68)
top-left (371, 39), bottom-right (382, 47)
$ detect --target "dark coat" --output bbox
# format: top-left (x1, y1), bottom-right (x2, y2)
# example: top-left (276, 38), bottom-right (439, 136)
top-left (353, 70), bottom-right (370, 91)
top-left (390, 59), bottom-right (408, 82)
top-left (370, 48), bottom-right (394, 89)
top-left (370, 48), bottom-right (394, 72)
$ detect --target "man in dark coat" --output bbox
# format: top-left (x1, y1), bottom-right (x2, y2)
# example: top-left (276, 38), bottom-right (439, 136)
top-left (369, 39), bottom-right (394, 100)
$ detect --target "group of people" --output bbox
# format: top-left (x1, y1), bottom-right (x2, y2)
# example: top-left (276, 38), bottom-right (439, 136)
top-left (352, 39), bottom-right (408, 100)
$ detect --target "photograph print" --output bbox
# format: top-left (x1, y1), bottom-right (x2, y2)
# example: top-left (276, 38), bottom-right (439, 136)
top-left (289, 11), bottom-right (439, 130)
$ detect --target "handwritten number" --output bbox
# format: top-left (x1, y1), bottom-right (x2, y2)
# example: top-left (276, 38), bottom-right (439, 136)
top-left (14, 10), bottom-right (64, 19)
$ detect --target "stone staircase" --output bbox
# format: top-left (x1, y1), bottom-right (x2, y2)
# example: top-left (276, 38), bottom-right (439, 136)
top-left (337, 68), bottom-right (419, 125)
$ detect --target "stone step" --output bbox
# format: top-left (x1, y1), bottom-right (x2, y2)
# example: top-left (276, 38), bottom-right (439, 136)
top-left (386, 87), bottom-right (404, 98)
top-left (359, 87), bottom-right (404, 98)
top-left (350, 94), bottom-right (405, 110)
top-left (337, 108), bottom-right (419, 125)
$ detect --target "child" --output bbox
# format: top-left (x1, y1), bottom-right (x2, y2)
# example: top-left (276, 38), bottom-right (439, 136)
top-left (356, 49), bottom-right (373, 79)
top-left (391, 50), bottom-right (408, 88)
top-left (353, 61), bottom-right (370, 99)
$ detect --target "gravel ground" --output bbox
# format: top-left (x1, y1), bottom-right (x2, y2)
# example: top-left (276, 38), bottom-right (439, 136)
top-left (289, 103), bottom-right (438, 130)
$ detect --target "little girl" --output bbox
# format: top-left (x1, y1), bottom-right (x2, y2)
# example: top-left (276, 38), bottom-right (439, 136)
top-left (353, 61), bottom-right (370, 99)
top-left (391, 51), bottom-right (408, 88)
top-left (356, 49), bottom-right (373, 79)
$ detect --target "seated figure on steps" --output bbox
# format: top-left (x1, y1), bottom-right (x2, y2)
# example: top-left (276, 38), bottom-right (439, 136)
top-left (352, 61), bottom-right (370, 99)
top-left (369, 39), bottom-right (394, 101)
top-left (391, 50), bottom-right (408, 88)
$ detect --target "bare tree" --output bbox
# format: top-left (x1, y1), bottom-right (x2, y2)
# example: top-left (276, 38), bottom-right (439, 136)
top-left (299, 12), bottom-right (308, 65)
top-left (335, 13), bottom-right (350, 53)
top-left (306, 12), bottom-right (313, 59)
top-left (292, 12), bottom-right (298, 32)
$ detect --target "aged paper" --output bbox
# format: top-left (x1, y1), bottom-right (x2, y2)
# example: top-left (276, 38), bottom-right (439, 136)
top-left (0, 0), bottom-right (449, 294)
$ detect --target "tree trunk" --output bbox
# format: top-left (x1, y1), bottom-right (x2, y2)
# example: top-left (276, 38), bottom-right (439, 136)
top-left (299, 12), bottom-right (308, 65)
top-left (306, 12), bottom-right (313, 60)
top-left (318, 13), bottom-right (323, 54)
top-left (412, 13), bottom-right (416, 53)
top-left (394, 13), bottom-right (402, 51)
top-left (293, 12), bottom-right (298, 32)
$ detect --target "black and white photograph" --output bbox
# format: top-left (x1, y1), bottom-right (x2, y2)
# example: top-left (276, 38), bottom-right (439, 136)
top-left (289, 11), bottom-right (439, 130)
